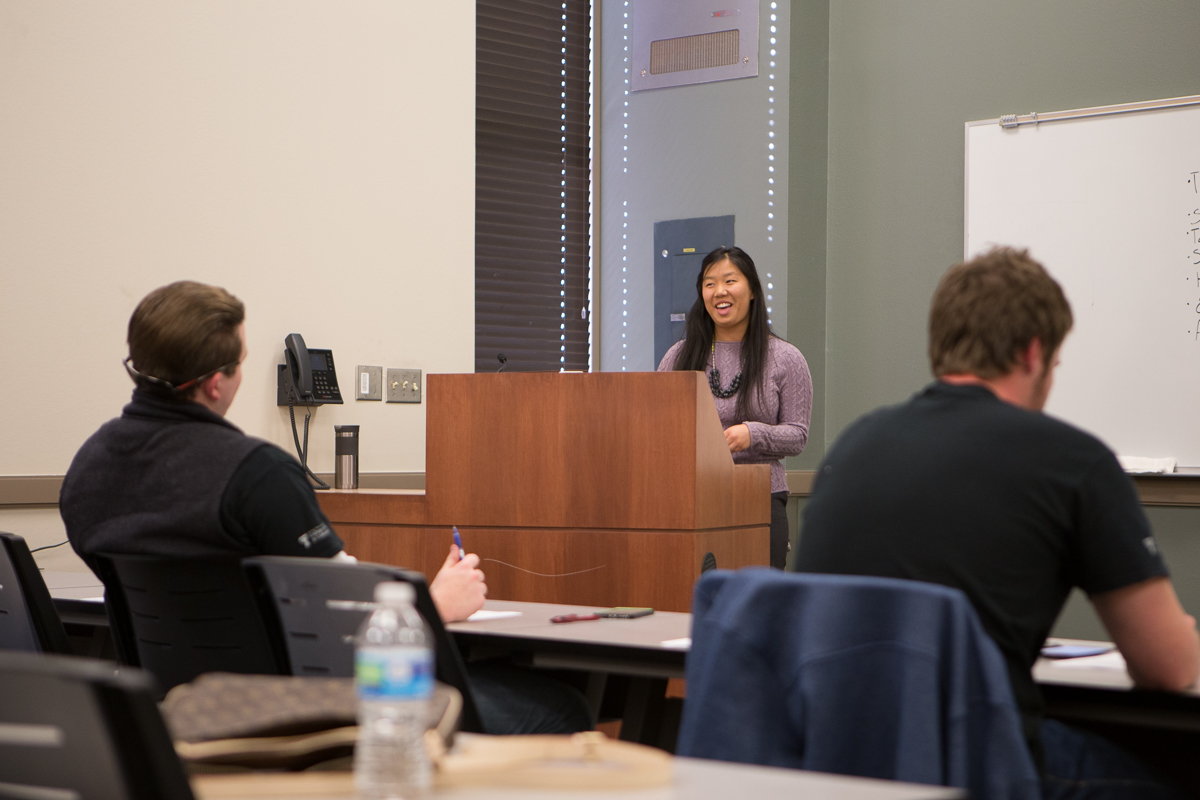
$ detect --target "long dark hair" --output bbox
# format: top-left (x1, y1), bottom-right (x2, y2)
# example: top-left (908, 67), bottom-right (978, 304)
top-left (673, 246), bottom-right (773, 421)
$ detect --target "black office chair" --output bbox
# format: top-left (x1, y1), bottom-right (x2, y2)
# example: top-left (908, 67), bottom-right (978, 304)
top-left (243, 555), bottom-right (484, 733)
top-left (94, 554), bottom-right (288, 696)
top-left (0, 532), bottom-right (72, 654)
top-left (0, 650), bottom-right (195, 800)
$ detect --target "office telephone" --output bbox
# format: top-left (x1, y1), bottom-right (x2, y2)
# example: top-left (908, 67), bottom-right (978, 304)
top-left (277, 333), bottom-right (341, 490)
top-left (277, 333), bottom-right (343, 406)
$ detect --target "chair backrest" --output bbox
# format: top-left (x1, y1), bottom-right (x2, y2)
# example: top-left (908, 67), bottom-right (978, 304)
top-left (677, 569), bottom-right (1039, 800)
top-left (0, 650), bottom-right (195, 800)
top-left (94, 554), bottom-right (287, 695)
top-left (242, 555), bottom-right (484, 733)
top-left (0, 532), bottom-right (72, 654)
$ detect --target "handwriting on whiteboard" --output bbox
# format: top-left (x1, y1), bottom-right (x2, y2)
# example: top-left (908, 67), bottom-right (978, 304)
top-left (1188, 170), bottom-right (1200, 341)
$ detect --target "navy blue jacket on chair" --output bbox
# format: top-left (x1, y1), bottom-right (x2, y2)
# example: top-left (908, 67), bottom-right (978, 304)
top-left (677, 570), bottom-right (1039, 800)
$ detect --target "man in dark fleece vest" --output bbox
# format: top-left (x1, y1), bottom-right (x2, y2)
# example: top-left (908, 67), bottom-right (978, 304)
top-left (61, 280), bottom-right (484, 622)
top-left (60, 280), bottom-right (590, 734)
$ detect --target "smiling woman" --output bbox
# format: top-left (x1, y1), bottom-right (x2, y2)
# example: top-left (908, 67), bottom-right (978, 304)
top-left (703, 259), bottom-right (756, 344)
top-left (657, 246), bottom-right (813, 569)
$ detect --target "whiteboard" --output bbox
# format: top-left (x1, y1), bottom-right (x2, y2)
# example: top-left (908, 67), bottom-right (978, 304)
top-left (966, 100), bottom-right (1200, 467)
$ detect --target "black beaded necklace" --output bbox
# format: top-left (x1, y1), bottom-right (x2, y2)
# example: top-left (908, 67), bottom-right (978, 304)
top-left (708, 341), bottom-right (742, 399)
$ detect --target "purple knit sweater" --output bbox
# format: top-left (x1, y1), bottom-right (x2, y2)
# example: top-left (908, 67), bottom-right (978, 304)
top-left (658, 337), bottom-right (812, 494)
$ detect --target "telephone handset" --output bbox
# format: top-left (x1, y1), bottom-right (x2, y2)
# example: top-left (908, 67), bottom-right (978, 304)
top-left (277, 333), bottom-right (342, 491)
top-left (285, 333), bottom-right (315, 402)
top-left (279, 333), bottom-right (343, 406)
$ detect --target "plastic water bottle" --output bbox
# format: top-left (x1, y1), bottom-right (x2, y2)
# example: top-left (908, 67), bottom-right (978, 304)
top-left (354, 581), bottom-right (434, 800)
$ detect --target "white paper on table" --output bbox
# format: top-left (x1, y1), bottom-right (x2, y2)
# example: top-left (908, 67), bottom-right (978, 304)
top-left (1118, 456), bottom-right (1176, 474)
top-left (1047, 650), bottom-right (1127, 671)
top-left (82, 596), bottom-right (105, 602)
top-left (465, 610), bottom-right (523, 622)
top-left (660, 637), bottom-right (691, 650)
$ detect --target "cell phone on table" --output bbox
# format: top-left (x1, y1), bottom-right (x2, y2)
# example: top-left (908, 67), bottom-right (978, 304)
top-left (1040, 643), bottom-right (1115, 659)
top-left (596, 607), bottom-right (654, 619)
top-left (551, 613), bottom-right (600, 624)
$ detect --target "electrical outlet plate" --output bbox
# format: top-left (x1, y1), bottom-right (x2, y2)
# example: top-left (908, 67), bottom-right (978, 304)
top-left (386, 368), bottom-right (422, 403)
top-left (356, 365), bottom-right (382, 400)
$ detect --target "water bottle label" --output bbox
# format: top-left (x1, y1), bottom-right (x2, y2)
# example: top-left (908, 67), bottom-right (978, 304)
top-left (356, 648), bottom-right (434, 699)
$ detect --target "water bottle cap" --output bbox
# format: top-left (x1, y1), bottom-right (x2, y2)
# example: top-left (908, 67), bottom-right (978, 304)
top-left (374, 581), bottom-right (415, 604)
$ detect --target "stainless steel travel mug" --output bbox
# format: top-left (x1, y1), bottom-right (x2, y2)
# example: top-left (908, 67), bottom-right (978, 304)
top-left (334, 425), bottom-right (359, 490)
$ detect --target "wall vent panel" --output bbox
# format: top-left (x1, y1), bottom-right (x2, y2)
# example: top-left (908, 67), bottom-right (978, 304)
top-left (649, 29), bottom-right (739, 75)
top-left (632, 0), bottom-right (758, 91)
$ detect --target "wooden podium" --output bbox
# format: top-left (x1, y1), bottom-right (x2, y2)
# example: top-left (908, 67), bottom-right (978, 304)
top-left (317, 371), bottom-right (770, 612)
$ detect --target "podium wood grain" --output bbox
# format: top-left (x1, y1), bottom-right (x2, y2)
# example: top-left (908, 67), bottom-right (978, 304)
top-left (318, 372), bottom-right (770, 612)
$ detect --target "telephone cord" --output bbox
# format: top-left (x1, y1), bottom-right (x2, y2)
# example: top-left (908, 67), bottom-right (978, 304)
top-left (288, 395), bottom-right (330, 490)
top-left (480, 559), bottom-right (606, 578)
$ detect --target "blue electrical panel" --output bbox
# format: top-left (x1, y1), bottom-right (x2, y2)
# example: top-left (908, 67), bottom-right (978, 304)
top-left (652, 215), bottom-right (736, 367)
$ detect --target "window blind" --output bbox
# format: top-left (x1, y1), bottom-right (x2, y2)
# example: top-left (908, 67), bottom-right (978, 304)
top-left (476, 0), bottom-right (592, 373)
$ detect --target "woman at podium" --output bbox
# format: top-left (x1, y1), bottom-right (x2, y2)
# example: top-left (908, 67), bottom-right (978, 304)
top-left (657, 246), bottom-right (812, 569)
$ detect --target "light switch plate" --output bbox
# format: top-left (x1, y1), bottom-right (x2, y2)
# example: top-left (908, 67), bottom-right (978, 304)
top-left (386, 368), bottom-right (422, 403)
top-left (356, 365), bottom-right (382, 400)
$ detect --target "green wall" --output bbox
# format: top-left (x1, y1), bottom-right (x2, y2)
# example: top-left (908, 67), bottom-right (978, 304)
top-left (785, 0), bottom-right (829, 471)
top-left (787, 1), bottom-right (1200, 635)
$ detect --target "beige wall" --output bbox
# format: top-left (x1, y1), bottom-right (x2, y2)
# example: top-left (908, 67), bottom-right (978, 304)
top-left (0, 2), bottom-right (475, 491)
top-left (0, 507), bottom-right (84, 572)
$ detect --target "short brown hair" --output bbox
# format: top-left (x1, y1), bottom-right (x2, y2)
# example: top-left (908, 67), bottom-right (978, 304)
top-left (128, 281), bottom-right (244, 394)
top-left (928, 247), bottom-right (1072, 378)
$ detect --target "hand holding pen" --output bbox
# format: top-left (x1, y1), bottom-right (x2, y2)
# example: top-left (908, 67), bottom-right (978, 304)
top-left (453, 526), bottom-right (465, 561)
top-left (429, 526), bottom-right (486, 622)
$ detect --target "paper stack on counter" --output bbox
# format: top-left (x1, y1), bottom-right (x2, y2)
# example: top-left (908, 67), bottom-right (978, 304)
top-left (1118, 456), bottom-right (1176, 474)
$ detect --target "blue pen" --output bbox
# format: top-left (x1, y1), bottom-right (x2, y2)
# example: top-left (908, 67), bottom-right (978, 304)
top-left (452, 527), bottom-right (465, 560)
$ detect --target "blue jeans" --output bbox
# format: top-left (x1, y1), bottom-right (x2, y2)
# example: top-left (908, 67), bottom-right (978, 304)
top-left (1041, 719), bottom-right (1187, 800)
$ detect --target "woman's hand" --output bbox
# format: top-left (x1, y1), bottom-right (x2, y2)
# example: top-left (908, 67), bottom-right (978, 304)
top-left (429, 543), bottom-right (488, 622)
top-left (724, 423), bottom-right (751, 453)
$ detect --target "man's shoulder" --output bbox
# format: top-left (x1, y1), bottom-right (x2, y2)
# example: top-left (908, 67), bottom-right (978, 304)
top-left (73, 414), bottom-right (129, 450)
top-left (241, 439), bottom-right (297, 464)
top-left (972, 393), bottom-right (1113, 457)
top-left (222, 442), bottom-right (309, 520)
top-left (829, 385), bottom-right (1114, 466)
top-left (99, 399), bottom-right (256, 446)
top-left (66, 410), bottom-right (275, 503)
top-left (911, 383), bottom-right (1109, 447)
top-left (229, 440), bottom-right (301, 484)
top-left (830, 396), bottom-right (912, 443)
top-left (63, 415), bottom-right (128, 488)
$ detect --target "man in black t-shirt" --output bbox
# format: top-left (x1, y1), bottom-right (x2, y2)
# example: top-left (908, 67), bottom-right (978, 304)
top-left (796, 247), bottom-right (1198, 797)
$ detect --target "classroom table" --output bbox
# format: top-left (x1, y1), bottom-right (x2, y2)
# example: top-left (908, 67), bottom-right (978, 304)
top-left (43, 575), bottom-right (1200, 767)
top-left (1034, 638), bottom-right (1200, 731)
top-left (188, 757), bottom-right (964, 800)
top-left (37, 579), bottom-right (962, 798)
top-left (43, 570), bottom-right (105, 614)
top-left (446, 600), bottom-right (690, 678)
top-left (43, 569), bottom-right (110, 657)
top-left (446, 600), bottom-right (689, 747)
top-left (41, 576), bottom-right (688, 746)
top-left (40, 577), bottom-right (693, 679)
top-left (1034, 639), bottom-right (1200, 793)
